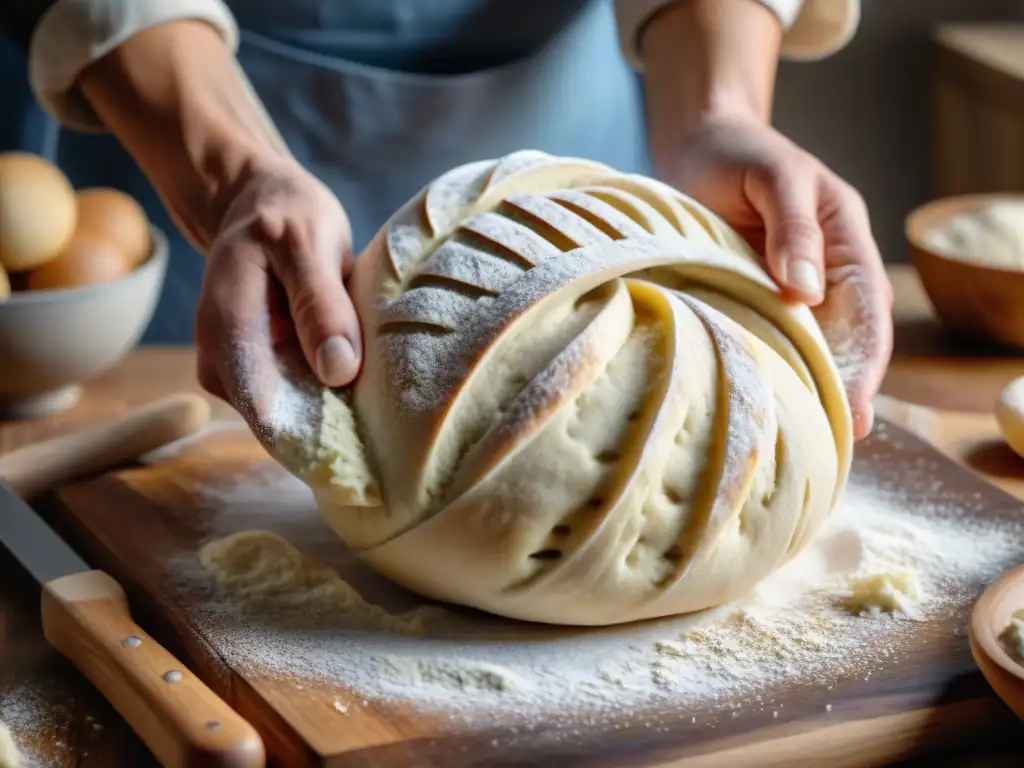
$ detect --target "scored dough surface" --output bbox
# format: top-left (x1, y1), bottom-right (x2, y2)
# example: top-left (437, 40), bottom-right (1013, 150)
top-left (270, 150), bottom-right (852, 626)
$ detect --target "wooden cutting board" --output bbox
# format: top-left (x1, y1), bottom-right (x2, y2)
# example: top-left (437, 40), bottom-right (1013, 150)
top-left (46, 403), bottom-right (1024, 767)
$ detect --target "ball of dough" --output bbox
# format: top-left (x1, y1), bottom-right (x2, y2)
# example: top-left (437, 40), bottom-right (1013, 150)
top-left (25, 231), bottom-right (133, 291)
top-left (76, 187), bottom-right (151, 266)
top-left (996, 376), bottom-right (1024, 459)
top-left (0, 152), bottom-right (77, 272)
top-left (269, 150), bottom-right (853, 627)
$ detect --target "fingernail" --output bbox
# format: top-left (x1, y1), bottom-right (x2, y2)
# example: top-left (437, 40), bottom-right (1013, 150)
top-left (316, 335), bottom-right (359, 385)
top-left (786, 258), bottom-right (823, 298)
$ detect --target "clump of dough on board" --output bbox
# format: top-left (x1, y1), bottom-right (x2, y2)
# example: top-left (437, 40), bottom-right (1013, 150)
top-left (845, 570), bottom-right (921, 617)
top-left (924, 198), bottom-right (1024, 270)
top-left (264, 150), bottom-right (853, 627)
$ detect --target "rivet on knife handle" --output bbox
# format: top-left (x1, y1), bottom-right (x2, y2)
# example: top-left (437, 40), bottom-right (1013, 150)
top-left (41, 570), bottom-right (265, 768)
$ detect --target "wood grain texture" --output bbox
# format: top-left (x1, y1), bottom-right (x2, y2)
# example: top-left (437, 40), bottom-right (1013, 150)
top-left (39, 400), bottom-right (1024, 766)
top-left (969, 562), bottom-right (1024, 722)
top-left (0, 393), bottom-right (211, 498)
top-left (41, 570), bottom-right (264, 768)
top-left (2, 265), bottom-right (1024, 765)
top-left (905, 193), bottom-right (1024, 352)
top-left (931, 25), bottom-right (1024, 198)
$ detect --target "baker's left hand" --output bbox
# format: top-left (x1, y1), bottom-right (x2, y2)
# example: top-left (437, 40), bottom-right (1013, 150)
top-left (657, 114), bottom-right (893, 441)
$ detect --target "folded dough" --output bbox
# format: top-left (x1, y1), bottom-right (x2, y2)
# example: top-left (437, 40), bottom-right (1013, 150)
top-left (270, 150), bottom-right (852, 626)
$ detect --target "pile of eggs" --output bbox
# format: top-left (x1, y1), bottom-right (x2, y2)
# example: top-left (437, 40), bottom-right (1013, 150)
top-left (0, 152), bottom-right (151, 301)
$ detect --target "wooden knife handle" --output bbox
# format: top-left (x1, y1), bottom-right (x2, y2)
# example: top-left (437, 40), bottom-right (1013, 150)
top-left (0, 393), bottom-right (210, 499)
top-left (42, 570), bottom-right (265, 768)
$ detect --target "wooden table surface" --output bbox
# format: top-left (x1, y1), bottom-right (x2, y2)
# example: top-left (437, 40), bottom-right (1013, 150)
top-left (2, 264), bottom-right (1024, 767)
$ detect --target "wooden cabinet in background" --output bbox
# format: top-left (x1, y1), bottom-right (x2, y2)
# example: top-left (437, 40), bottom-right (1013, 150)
top-left (932, 24), bottom-right (1024, 198)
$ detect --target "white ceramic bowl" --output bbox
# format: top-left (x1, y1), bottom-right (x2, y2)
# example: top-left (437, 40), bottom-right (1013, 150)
top-left (0, 226), bottom-right (169, 418)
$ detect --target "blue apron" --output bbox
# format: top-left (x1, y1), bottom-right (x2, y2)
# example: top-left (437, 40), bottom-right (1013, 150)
top-left (6, 0), bottom-right (650, 342)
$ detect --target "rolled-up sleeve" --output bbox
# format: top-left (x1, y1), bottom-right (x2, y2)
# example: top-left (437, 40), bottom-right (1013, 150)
top-left (27, 0), bottom-right (239, 130)
top-left (615, 0), bottom-right (861, 70)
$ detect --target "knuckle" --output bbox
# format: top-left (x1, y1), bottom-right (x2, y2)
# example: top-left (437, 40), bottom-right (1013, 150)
top-left (777, 216), bottom-right (822, 246)
top-left (749, 162), bottom-right (787, 193)
top-left (287, 281), bottom-right (328, 329)
top-left (841, 182), bottom-right (869, 216)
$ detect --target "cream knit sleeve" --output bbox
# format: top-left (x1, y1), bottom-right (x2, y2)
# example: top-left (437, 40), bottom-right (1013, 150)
top-left (28, 0), bottom-right (239, 130)
top-left (615, 0), bottom-right (861, 69)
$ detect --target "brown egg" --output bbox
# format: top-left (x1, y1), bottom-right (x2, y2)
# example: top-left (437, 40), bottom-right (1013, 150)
top-left (76, 187), bottom-right (151, 266)
top-left (0, 152), bottom-right (77, 272)
top-left (0, 263), bottom-right (9, 300)
top-left (25, 231), bottom-right (133, 291)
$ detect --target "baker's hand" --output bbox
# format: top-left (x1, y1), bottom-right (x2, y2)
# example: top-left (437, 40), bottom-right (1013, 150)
top-left (194, 156), bottom-right (362, 424)
top-left (658, 115), bottom-right (893, 440)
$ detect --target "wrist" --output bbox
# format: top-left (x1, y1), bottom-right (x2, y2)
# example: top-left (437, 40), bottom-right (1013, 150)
top-left (80, 20), bottom-right (291, 250)
top-left (640, 0), bottom-right (781, 161)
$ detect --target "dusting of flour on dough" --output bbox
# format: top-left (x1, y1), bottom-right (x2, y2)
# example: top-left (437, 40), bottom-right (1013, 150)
top-left (816, 265), bottom-right (876, 394)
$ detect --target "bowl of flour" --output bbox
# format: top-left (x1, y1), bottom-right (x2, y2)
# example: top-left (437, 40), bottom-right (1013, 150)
top-left (906, 194), bottom-right (1024, 351)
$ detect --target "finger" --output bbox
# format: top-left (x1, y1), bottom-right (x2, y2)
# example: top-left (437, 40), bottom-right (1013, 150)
top-left (271, 220), bottom-right (362, 388)
top-left (195, 238), bottom-right (282, 441)
top-left (744, 164), bottom-right (825, 305)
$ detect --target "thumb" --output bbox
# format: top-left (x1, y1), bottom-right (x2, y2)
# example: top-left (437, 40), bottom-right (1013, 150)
top-left (274, 240), bottom-right (362, 388)
top-left (746, 166), bottom-right (825, 305)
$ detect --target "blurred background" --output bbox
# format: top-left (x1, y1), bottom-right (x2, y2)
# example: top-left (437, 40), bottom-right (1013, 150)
top-left (774, 0), bottom-right (1024, 275)
top-left (4, 0), bottom-right (1024, 341)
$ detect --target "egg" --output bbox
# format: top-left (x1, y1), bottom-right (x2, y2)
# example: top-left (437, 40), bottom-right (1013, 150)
top-left (76, 187), bottom-right (151, 266)
top-left (0, 264), bottom-right (9, 300)
top-left (25, 231), bottom-right (133, 291)
top-left (0, 152), bottom-right (77, 272)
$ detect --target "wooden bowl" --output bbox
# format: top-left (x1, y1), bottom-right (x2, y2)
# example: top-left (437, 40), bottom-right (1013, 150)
top-left (906, 194), bottom-right (1024, 351)
top-left (970, 562), bottom-right (1024, 720)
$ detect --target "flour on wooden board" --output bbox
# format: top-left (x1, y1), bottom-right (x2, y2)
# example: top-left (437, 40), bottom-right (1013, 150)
top-left (150, 420), bottom-right (1024, 736)
top-left (4, 428), bottom-right (1018, 759)
top-left (0, 678), bottom-right (82, 768)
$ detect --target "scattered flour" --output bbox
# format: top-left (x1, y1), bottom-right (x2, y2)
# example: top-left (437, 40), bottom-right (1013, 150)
top-left (0, 681), bottom-right (73, 768)
top-left (197, 530), bottom-right (451, 637)
top-left (160, 422), bottom-right (1024, 733)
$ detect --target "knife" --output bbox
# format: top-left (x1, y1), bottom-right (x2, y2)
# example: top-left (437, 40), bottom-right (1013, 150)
top-left (0, 394), bottom-right (265, 767)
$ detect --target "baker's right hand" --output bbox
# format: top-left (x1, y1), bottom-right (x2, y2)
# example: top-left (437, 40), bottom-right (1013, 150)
top-left (194, 155), bottom-right (362, 420)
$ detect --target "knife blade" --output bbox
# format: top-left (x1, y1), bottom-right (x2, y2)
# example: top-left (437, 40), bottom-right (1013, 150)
top-left (0, 483), bottom-right (88, 585)
top-left (0, 396), bottom-right (265, 767)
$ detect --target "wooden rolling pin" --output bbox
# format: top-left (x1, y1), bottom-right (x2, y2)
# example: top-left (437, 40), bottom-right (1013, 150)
top-left (0, 393), bottom-right (211, 499)
top-left (0, 393), bottom-right (266, 767)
